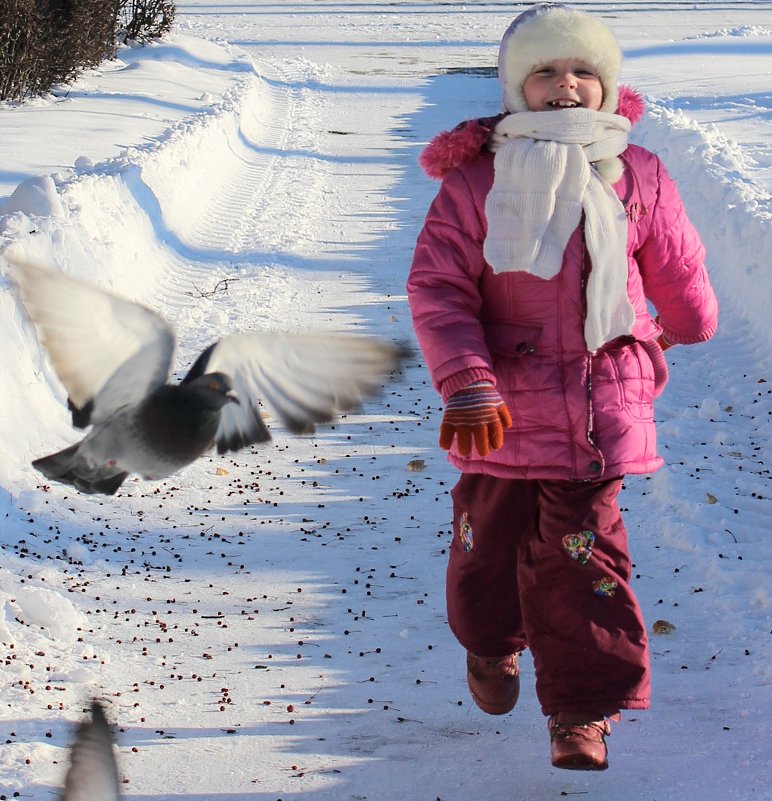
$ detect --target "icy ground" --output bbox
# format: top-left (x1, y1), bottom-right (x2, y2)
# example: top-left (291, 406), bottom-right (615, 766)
top-left (0, 2), bottom-right (770, 799)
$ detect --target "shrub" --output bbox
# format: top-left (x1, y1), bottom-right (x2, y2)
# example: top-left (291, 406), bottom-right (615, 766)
top-left (118, 0), bottom-right (175, 42)
top-left (0, 0), bottom-right (45, 100)
top-left (0, 0), bottom-right (120, 101)
top-left (0, 0), bottom-right (176, 102)
top-left (47, 0), bottom-right (121, 82)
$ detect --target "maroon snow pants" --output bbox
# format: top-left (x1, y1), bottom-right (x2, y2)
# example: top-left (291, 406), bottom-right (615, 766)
top-left (447, 473), bottom-right (650, 716)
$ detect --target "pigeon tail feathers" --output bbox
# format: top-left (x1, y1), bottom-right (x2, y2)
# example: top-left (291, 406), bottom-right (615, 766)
top-left (61, 700), bottom-right (121, 801)
top-left (33, 446), bottom-right (128, 495)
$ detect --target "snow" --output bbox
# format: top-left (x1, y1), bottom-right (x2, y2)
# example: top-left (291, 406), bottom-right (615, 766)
top-left (0, 1), bottom-right (770, 799)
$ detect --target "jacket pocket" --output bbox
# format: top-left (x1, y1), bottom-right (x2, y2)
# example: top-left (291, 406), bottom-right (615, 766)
top-left (594, 341), bottom-right (657, 422)
top-left (484, 322), bottom-right (545, 391)
top-left (484, 321), bottom-right (543, 357)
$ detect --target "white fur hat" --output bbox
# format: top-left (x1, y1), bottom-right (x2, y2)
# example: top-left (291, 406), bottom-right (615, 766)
top-left (498, 3), bottom-right (622, 114)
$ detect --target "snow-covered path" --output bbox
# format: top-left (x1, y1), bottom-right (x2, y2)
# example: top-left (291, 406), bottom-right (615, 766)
top-left (0, 2), bottom-right (769, 800)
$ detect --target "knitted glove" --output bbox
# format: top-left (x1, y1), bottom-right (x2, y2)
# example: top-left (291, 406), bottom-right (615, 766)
top-left (439, 382), bottom-right (512, 457)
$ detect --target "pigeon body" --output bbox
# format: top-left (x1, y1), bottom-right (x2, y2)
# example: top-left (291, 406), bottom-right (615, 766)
top-left (61, 701), bottom-right (121, 801)
top-left (34, 374), bottom-right (236, 493)
top-left (6, 254), bottom-right (403, 495)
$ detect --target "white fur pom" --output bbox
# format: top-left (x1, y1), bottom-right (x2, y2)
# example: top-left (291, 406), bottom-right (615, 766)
top-left (593, 156), bottom-right (624, 184)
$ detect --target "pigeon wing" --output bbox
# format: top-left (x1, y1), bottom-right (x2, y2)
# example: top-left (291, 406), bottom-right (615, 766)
top-left (61, 701), bottom-right (121, 801)
top-left (191, 332), bottom-right (403, 454)
top-left (7, 254), bottom-right (175, 427)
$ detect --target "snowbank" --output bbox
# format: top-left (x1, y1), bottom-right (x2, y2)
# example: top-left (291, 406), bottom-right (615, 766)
top-left (635, 100), bottom-right (772, 348)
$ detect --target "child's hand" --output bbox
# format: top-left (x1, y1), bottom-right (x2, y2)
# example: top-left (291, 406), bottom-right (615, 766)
top-left (440, 382), bottom-right (512, 457)
top-left (654, 317), bottom-right (674, 351)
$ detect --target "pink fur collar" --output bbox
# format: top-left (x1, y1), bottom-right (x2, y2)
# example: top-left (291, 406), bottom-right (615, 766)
top-left (419, 85), bottom-right (645, 180)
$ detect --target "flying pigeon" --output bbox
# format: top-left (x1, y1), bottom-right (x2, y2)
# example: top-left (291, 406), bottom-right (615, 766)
top-left (61, 701), bottom-right (121, 801)
top-left (6, 254), bottom-right (405, 495)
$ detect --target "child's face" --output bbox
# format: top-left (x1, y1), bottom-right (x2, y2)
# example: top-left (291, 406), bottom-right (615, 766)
top-left (522, 58), bottom-right (603, 112)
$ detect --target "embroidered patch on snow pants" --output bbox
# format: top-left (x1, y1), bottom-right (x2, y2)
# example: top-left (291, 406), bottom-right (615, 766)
top-left (458, 512), bottom-right (473, 552)
top-left (562, 530), bottom-right (596, 565)
top-left (592, 576), bottom-right (619, 597)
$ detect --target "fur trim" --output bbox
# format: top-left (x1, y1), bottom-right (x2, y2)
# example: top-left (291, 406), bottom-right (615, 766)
top-left (498, 4), bottom-right (621, 114)
top-left (617, 84), bottom-right (645, 125)
top-left (418, 115), bottom-right (504, 180)
top-left (419, 86), bottom-right (644, 179)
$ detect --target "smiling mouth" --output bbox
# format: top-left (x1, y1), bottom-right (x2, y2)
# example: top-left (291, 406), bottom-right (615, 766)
top-left (548, 99), bottom-right (581, 108)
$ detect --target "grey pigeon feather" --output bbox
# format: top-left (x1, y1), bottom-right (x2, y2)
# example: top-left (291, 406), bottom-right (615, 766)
top-left (6, 254), bottom-right (404, 495)
top-left (61, 701), bottom-right (121, 801)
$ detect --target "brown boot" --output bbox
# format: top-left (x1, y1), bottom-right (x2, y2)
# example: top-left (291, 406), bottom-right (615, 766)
top-left (466, 652), bottom-right (520, 715)
top-left (548, 713), bottom-right (612, 771)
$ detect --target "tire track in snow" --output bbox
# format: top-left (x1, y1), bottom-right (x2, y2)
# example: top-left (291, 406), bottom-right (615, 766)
top-left (152, 55), bottom-right (392, 362)
top-left (164, 57), bottom-right (343, 262)
top-left (171, 67), bottom-right (299, 257)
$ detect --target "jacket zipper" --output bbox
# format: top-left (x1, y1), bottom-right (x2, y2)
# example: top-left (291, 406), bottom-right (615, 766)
top-left (579, 229), bottom-right (601, 459)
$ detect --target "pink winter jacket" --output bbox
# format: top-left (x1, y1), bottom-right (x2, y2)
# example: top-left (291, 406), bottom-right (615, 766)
top-left (407, 88), bottom-right (718, 481)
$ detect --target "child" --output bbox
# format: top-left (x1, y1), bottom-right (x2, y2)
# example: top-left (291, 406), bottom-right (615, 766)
top-left (407, 3), bottom-right (718, 771)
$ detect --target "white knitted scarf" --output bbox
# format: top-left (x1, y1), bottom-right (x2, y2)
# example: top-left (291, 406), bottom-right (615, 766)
top-left (484, 108), bottom-right (635, 353)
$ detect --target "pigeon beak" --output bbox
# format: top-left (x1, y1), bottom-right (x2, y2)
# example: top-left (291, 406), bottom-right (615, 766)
top-left (226, 390), bottom-right (240, 405)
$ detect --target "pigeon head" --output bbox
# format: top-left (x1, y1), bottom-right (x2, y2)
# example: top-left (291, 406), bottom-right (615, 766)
top-left (183, 372), bottom-right (239, 410)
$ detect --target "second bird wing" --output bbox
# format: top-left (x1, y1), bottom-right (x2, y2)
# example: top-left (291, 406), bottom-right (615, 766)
top-left (193, 331), bottom-right (404, 453)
